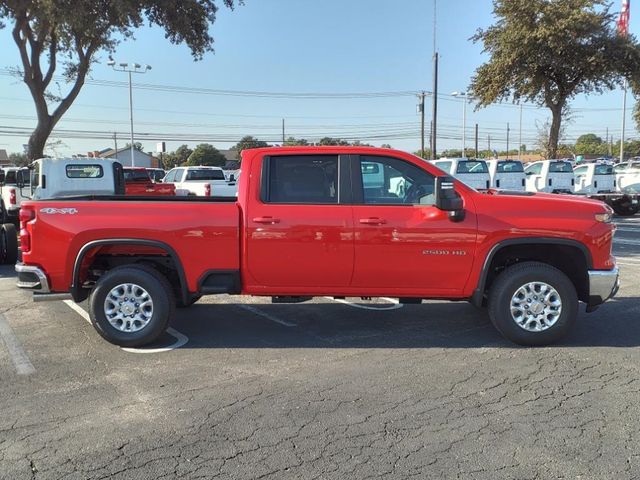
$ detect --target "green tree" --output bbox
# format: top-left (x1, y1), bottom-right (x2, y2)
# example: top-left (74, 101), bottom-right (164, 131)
top-left (124, 142), bottom-right (144, 152)
top-left (283, 137), bottom-right (309, 146)
top-left (469, 0), bottom-right (640, 159)
top-left (575, 133), bottom-right (605, 155)
top-left (318, 137), bottom-right (350, 146)
top-left (186, 144), bottom-right (226, 167)
top-left (381, 144), bottom-right (392, 149)
top-left (163, 144), bottom-right (193, 168)
top-left (233, 135), bottom-right (269, 160)
top-left (0, 0), bottom-right (240, 161)
top-left (8, 152), bottom-right (28, 166)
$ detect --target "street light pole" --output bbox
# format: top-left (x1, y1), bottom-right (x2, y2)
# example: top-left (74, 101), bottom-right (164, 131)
top-left (107, 61), bottom-right (152, 167)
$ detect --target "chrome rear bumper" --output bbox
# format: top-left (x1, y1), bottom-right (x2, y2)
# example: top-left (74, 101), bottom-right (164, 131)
top-left (15, 263), bottom-right (50, 292)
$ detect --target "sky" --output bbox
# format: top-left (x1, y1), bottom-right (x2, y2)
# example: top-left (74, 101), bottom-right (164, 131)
top-left (0, 0), bottom-right (637, 157)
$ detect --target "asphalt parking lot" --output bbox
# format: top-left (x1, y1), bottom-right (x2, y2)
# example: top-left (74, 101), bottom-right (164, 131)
top-left (1, 218), bottom-right (639, 480)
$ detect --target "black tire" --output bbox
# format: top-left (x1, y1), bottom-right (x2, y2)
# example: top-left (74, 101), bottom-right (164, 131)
top-left (0, 203), bottom-right (7, 224)
top-left (177, 294), bottom-right (202, 308)
top-left (0, 223), bottom-right (18, 265)
top-left (612, 203), bottom-right (639, 216)
top-left (88, 265), bottom-right (175, 347)
top-left (488, 261), bottom-right (578, 346)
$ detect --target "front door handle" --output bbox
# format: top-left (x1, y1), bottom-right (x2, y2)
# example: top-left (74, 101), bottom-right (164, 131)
top-left (253, 216), bottom-right (280, 224)
top-left (359, 217), bottom-right (386, 225)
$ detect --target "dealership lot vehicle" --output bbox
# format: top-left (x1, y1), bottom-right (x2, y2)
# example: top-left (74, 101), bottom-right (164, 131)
top-left (574, 162), bottom-right (616, 194)
top-left (145, 167), bottom-right (166, 183)
top-left (615, 161), bottom-right (640, 193)
top-left (1, 215), bottom-right (639, 479)
top-left (431, 158), bottom-right (491, 189)
top-left (16, 146), bottom-right (618, 348)
top-left (163, 165), bottom-right (237, 197)
top-left (0, 167), bottom-right (28, 224)
top-left (123, 167), bottom-right (175, 196)
top-left (486, 159), bottom-right (526, 190)
top-left (525, 159), bottom-right (575, 193)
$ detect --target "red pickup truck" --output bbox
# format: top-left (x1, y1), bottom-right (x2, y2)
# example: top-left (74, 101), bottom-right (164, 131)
top-left (15, 146), bottom-right (618, 347)
top-left (124, 167), bottom-right (175, 196)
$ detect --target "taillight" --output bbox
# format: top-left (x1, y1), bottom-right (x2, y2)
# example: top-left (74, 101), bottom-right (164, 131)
top-left (204, 184), bottom-right (211, 197)
top-left (19, 207), bottom-right (35, 253)
top-left (9, 188), bottom-right (16, 205)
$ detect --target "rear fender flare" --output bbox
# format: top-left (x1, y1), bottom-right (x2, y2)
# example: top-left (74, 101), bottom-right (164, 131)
top-left (71, 238), bottom-right (189, 304)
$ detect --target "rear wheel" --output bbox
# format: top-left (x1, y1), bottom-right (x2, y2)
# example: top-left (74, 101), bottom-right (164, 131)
top-left (488, 262), bottom-right (578, 346)
top-left (0, 223), bottom-right (18, 265)
top-left (88, 265), bottom-right (175, 347)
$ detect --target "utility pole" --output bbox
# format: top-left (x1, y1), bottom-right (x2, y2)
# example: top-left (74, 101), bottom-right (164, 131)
top-left (621, 79), bottom-right (627, 164)
top-left (431, 54), bottom-right (438, 159)
top-left (418, 91), bottom-right (426, 156)
top-left (518, 103), bottom-right (523, 161)
top-left (488, 134), bottom-right (491, 155)
top-left (606, 127), bottom-right (610, 157)
top-left (506, 122), bottom-right (510, 159)
top-left (282, 118), bottom-right (285, 145)
top-left (474, 123), bottom-right (478, 158)
top-left (113, 132), bottom-right (118, 160)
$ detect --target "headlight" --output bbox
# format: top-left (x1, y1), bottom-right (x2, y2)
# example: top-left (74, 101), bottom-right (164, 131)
top-left (595, 213), bottom-right (612, 223)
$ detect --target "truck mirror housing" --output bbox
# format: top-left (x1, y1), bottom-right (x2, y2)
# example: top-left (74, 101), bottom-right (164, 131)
top-left (16, 169), bottom-right (26, 188)
top-left (435, 175), bottom-right (464, 221)
top-left (16, 168), bottom-right (33, 199)
top-left (0, 170), bottom-right (4, 185)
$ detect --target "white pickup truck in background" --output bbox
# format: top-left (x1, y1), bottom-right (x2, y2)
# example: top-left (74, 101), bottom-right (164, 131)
top-left (0, 166), bottom-right (30, 224)
top-left (574, 162), bottom-right (616, 194)
top-left (615, 161), bottom-right (640, 194)
top-left (162, 166), bottom-right (238, 197)
top-left (524, 159), bottom-right (575, 193)
top-left (430, 158), bottom-right (491, 190)
top-left (486, 159), bottom-right (526, 191)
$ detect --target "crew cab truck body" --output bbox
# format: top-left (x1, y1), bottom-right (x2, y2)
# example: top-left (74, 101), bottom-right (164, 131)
top-left (15, 147), bottom-right (618, 348)
top-left (486, 159), bottom-right (526, 191)
top-left (0, 167), bottom-right (29, 224)
top-left (525, 159), bottom-right (575, 194)
top-left (574, 162), bottom-right (616, 194)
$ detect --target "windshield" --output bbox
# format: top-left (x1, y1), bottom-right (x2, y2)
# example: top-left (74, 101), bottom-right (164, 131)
top-left (186, 169), bottom-right (225, 181)
top-left (496, 161), bottom-right (524, 173)
top-left (456, 160), bottom-right (488, 174)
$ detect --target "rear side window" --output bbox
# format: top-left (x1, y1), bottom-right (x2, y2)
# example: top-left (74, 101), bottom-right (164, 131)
top-left (525, 163), bottom-right (543, 175)
top-left (549, 161), bottom-right (573, 173)
top-left (573, 166), bottom-right (589, 175)
top-left (497, 161), bottom-right (524, 173)
top-left (66, 164), bottom-right (103, 178)
top-left (265, 155), bottom-right (338, 204)
top-left (433, 161), bottom-right (452, 174)
top-left (186, 169), bottom-right (225, 181)
top-left (4, 170), bottom-right (17, 184)
top-left (595, 164), bottom-right (613, 175)
top-left (456, 161), bottom-right (488, 174)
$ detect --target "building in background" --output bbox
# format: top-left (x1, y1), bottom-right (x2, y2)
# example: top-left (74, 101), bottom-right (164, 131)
top-left (0, 149), bottom-right (9, 167)
top-left (96, 147), bottom-right (160, 168)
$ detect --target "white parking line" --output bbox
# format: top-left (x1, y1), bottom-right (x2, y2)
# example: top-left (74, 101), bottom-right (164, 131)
top-left (237, 304), bottom-right (296, 327)
top-left (614, 238), bottom-right (640, 246)
top-left (615, 227), bottom-right (640, 233)
top-left (0, 313), bottom-right (35, 375)
top-left (63, 300), bottom-right (189, 353)
top-left (324, 297), bottom-right (404, 311)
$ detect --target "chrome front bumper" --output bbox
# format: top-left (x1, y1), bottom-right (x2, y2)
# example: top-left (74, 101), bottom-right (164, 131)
top-left (588, 267), bottom-right (619, 307)
top-left (15, 263), bottom-right (50, 293)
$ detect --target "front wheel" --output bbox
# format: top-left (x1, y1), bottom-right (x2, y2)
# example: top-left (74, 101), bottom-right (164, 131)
top-left (88, 265), bottom-right (175, 347)
top-left (488, 262), bottom-right (578, 346)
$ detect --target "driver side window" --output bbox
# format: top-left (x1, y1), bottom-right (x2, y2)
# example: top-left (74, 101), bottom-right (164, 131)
top-left (358, 156), bottom-right (436, 206)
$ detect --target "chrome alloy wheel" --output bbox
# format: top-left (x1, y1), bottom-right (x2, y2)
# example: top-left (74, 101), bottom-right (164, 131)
top-left (510, 281), bottom-right (562, 332)
top-left (103, 283), bottom-right (154, 333)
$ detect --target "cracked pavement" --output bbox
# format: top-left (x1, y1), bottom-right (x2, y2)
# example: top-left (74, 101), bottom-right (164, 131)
top-left (1, 217), bottom-right (639, 479)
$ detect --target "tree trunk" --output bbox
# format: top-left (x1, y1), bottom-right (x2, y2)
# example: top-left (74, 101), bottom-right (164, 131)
top-left (548, 104), bottom-right (562, 159)
top-left (28, 116), bottom-right (54, 160)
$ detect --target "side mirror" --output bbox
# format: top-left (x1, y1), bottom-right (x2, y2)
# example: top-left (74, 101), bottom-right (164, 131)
top-left (16, 169), bottom-right (26, 189)
top-left (435, 176), bottom-right (464, 221)
top-left (525, 171), bottom-right (534, 176)
top-left (0, 170), bottom-right (4, 185)
top-left (229, 174), bottom-right (235, 182)
top-left (16, 168), bottom-right (33, 199)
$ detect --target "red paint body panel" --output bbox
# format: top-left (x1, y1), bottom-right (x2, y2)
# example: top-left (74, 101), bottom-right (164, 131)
top-left (124, 168), bottom-right (176, 196)
top-left (19, 146), bottom-right (616, 299)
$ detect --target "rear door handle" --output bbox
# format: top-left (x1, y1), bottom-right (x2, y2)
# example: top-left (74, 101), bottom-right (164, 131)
top-left (359, 217), bottom-right (386, 225)
top-left (253, 216), bottom-right (280, 224)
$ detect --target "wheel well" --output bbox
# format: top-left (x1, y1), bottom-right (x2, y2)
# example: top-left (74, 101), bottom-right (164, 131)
top-left (481, 243), bottom-right (589, 304)
top-left (72, 241), bottom-right (188, 304)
